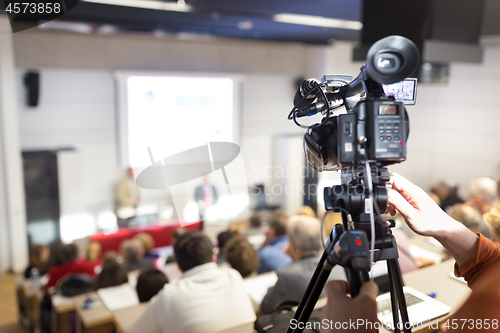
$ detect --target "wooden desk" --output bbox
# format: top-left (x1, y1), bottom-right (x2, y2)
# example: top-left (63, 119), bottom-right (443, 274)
top-left (51, 295), bottom-right (76, 333)
top-left (73, 293), bottom-right (114, 333)
top-left (21, 279), bottom-right (42, 332)
top-left (112, 303), bottom-right (148, 333)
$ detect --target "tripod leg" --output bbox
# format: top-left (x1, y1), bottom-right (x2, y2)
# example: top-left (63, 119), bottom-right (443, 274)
top-left (387, 260), bottom-right (400, 333)
top-left (388, 259), bottom-right (412, 333)
top-left (345, 267), bottom-right (363, 297)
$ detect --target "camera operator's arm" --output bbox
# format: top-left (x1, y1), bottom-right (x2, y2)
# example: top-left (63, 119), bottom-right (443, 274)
top-left (320, 280), bottom-right (379, 333)
top-left (386, 173), bottom-right (479, 266)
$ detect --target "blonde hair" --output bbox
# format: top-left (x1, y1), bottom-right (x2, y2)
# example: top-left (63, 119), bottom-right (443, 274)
top-left (135, 233), bottom-right (155, 253)
top-left (483, 204), bottom-right (500, 239)
top-left (295, 206), bottom-right (316, 218)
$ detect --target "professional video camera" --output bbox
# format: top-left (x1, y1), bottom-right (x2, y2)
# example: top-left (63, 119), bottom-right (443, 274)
top-left (286, 36), bottom-right (420, 333)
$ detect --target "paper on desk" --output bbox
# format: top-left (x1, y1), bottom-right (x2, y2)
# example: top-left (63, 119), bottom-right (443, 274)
top-left (242, 272), bottom-right (278, 305)
top-left (52, 294), bottom-right (74, 307)
top-left (97, 284), bottom-right (139, 311)
top-left (449, 273), bottom-right (467, 284)
top-left (409, 244), bottom-right (443, 263)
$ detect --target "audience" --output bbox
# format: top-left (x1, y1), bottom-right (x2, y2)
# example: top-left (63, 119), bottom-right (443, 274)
top-left (260, 215), bottom-right (346, 314)
top-left (257, 212), bottom-right (292, 274)
top-left (483, 203), bottom-right (500, 243)
top-left (135, 269), bottom-right (169, 303)
top-left (216, 230), bottom-right (236, 265)
top-left (44, 244), bottom-right (96, 294)
top-left (295, 205), bottom-right (316, 217)
top-left (130, 231), bottom-right (255, 333)
top-left (135, 232), bottom-right (159, 259)
top-left (121, 239), bottom-right (155, 272)
top-left (95, 261), bottom-right (128, 289)
top-left (224, 236), bottom-right (260, 278)
top-left (24, 245), bottom-right (50, 278)
top-left (432, 179), bottom-right (464, 212)
top-left (448, 203), bottom-right (482, 233)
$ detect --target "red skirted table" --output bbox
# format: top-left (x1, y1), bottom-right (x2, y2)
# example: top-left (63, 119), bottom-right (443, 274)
top-left (89, 221), bottom-right (201, 254)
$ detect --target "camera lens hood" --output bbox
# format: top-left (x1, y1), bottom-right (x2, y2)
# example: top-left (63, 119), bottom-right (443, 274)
top-left (366, 35), bottom-right (420, 84)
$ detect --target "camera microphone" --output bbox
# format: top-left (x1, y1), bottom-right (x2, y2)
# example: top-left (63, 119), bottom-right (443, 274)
top-left (296, 94), bottom-right (343, 117)
top-left (293, 78), bottom-right (321, 109)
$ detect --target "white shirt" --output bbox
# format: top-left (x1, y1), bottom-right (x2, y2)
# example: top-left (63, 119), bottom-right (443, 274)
top-left (130, 262), bottom-right (256, 333)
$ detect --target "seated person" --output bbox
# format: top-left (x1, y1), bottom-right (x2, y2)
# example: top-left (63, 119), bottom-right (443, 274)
top-left (320, 173), bottom-right (500, 332)
top-left (260, 215), bottom-right (346, 314)
top-left (121, 239), bottom-right (155, 272)
top-left (483, 204), bottom-right (500, 243)
top-left (82, 241), bottom-right (102, 271)
top-left (216, 230), bottom-right (236, 265)
top-left (136, 269), bottom-right (169, 302)
top-left (95, 260), bottom-right (128, 289)
top-left (130, 232), bottom-right (255, 333)
top-left (25, 245), bottom-right (50, 278)
top-left (449, 203), bottom-right (482, 233)
top-left (224, 236), bottom-right (260, 278)
top-left (135, 232), bottom-right (159, 260)
top-left (257, 212), bottom-right (293, 274)
top-left (242, 212), bottom-right (266, 238)
top-left (44, 244), bottom-right (96, 294)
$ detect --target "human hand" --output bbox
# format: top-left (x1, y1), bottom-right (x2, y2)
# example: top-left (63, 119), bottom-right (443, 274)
top-left (386, 172), bottom-right (459, 238)
top-left (320, 281), bottom-right (379, 333)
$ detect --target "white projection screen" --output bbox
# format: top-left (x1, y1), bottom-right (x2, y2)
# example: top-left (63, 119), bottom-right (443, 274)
top-left (116, 73), bottom-right (241, 169)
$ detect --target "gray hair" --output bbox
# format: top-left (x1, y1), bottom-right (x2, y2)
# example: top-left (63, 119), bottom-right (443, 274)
top-left (123, 239), bottom-right (144, 261)
top-left (469, 177), bottom-right (498, 204)
top-left (287, 215), bottom-right (322, 254)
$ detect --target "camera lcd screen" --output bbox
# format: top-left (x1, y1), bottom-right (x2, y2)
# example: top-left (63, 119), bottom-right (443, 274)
top-left (382, 78), bottom-right (417, 105)
top-left (379, 105), bottom-right (398, 115)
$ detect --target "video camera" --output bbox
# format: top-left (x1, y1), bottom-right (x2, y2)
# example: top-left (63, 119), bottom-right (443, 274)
top-left (287, 36), bottom-right (420, 333)
top-left (289, 35), bottom-right (419, 170)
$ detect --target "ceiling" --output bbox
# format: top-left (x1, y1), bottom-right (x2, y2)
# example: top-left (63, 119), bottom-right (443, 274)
top-left (10, 0), bottom-right (500, 44)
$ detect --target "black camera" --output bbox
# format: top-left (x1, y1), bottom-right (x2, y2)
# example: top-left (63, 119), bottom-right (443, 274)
top-left (290, 35), bottom-right (420, 171)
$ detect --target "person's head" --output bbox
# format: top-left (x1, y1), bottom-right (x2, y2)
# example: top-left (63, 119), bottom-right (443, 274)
top-left (285, 215), bottom-right (322, 261)
top-left (174, 231), bottom-right (214, 272)
top-left (217, 230), bottom-right (235, 254)
top-left (96, 262), bottom-right (129, 289)
top-left (171, 227), bottom-right (187, 245)
top-left (135, 233), bottom-right (155, 254)
top-left (469, 177), bottom-right (498, 213)
top-left (102, 251), bottom-right (118, 265)
top-left (434, 179), bottom-right (459, 200)
top-left (248, 212), bottom-right (264, 228)
top-left (295, 205), bottom-right (316, 218)
top-left (266, 212), bottom-right (289, 241)
top-left (121, 239), bottom-right (144, 262)
top-left (59, 244), bottom-right (79, 264)
top-left (483, 204), bottom-right (500, 243)
top-left (29, 245), bottom-right (50, 271)
top-left (86, 242), bottom-right (102, 262)
top-left (448, 204), bottom-right (482, 233)
top-left (136, 269), bottom-right (169, 303)
top-left (224, 236), bottom-right (259, 278)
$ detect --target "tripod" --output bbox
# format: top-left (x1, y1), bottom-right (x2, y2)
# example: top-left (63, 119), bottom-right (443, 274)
top-left (286, 166), bottom-right (411, 333)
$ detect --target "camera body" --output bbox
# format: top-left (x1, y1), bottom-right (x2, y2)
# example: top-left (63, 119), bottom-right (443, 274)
top-left (304, 96), bottom-right (408, 170)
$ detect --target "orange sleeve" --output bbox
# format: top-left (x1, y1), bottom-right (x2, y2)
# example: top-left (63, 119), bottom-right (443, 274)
top-left (453, 234), bottom-right (500, 288)
top-left (444, 236), bottom-right (500, 332)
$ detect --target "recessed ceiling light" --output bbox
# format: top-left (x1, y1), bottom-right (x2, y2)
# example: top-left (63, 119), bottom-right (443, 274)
top-left (273, 13), bottom-right (362, 30)
top-left (83, 0), bottom-right (193, 12)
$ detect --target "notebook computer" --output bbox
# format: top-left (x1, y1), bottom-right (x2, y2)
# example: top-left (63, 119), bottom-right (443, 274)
top-left (372, 261), bottom-right (451, 329)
